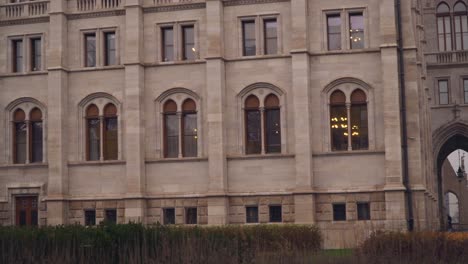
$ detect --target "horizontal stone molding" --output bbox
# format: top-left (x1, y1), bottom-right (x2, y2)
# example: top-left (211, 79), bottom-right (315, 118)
top-left (143, 2), bottom-right (205, 13)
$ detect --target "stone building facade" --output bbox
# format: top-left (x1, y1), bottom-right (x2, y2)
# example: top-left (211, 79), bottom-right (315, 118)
top-left (0, 0), bottom-right (465, 248)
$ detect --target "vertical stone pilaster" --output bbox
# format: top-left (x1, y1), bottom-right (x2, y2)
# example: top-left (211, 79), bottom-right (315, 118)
top-left (124, 0), bottom-right (146, 223)
top-left (205, 0), bottom-right (228, 225)
top-left (291, 0), bottom-right (314, 224)
top-left (46, 0), bottom-right (69, 225)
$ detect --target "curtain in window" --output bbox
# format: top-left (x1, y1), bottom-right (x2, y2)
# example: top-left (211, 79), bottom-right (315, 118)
top-left (104, 103), bottom-right (118, 160)
top-left (30, 108), bottom-right (43, 163)
top-left (182, 99), bottom-right (197, 157)
top-left (350, 89), bottom-right (369, 150)
top-left (264, 94), bottom-right (281, 153)
top-left (330, 91), bottom-right (348, 151)
top-left (164, 100), bottom-right (179, 158)
top-left (14, 109), bottom-right (26, 164)
top-left (86, 104), bottom-right (100, 161)
top-left (245, 95), bottom-right (261, 154)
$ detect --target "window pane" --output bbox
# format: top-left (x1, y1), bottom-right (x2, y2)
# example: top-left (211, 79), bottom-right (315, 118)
top-left (31, 38), bottom-right (41, 71)
top-left (350, 13), bottom-right (364, 49)
top-left (13, 40), bottom-right (23, 72)
top-left (464, 80), bottom-right (468, 104)
top-left (105, 209), bottom-right (117, 224)
top-left (85, 210), bottom-right (96, 226)
top-left (351, 104), bottom-right (368, 150)
top-left (165, 114), bottom-right (179, 158)
top-left (85, 34), bottom-right (96, 67)
top-left (162, 27), bottom-right (174, 61)
top-left (182, 25), bottom-right (195, 60)
top-left (333, 204), bottom-right (346, 221)
top-left (330, 105), bottom-right (348, 151)
top-left (269, 206), bottom-right (282, 223)
top-left (243, 21), bottom-right (256, 56)
top-left (264, 19), bottom-right (277, 55)
top-left (186, 208), bottom-right (197, 224)
top-left (104, 117), bottom-right (118, 160)
top-left (246, 206), bottom-right (259, 223)
top-left (265, 109), bottom-right (281, 153)
top-left (87, 118), bottom-right (100, 161)
top-left (245, 110), bottom-right (261, 154)
top-left (357, 202), bottom-right (370, 220)
top-left (31, 121), bottom-right (43, 163)
top-left (327, 14), bottom-right (341, 50)
top-left (104, 32), bottom-right (116, 66)
top-left (183, 113), bottom-right (197, 157)
top-left (15, 122), bottom-right (27, 164)
top-left (163, 208), bottom-right (175, 225)
top-left (444, 17), bottom-right (452, 51)
top-left (439, 80), bottom-right (449, 105)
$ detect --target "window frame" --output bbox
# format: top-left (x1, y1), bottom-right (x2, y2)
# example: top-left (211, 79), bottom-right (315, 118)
top-left (246, 206), bottom-right (259, 224)
top-left (103, 31), bottom-right (117, 66)
top-left (157, 21), bottom-right (199, 63)
top-left (84, 209), bottom-right (96, 226)
top-left (163, 208), bottom-right (176, 225)
top-left (332, 203), bottom-right (346, 221)
top-left (453, 2), bottom-right (468, 50)
top-left (463, 78), bottom-right (468, 104)
top-left (185, 207), bottom-right (198, 225)
top-left (104, 208), bottom-right (117, 224)
top-left (437, 78), bottom-right (450, 105)
top-left (322, 8), bottom-right (368, 51)
top-left (357, 202), bottom-right (371, 221)
top-left (326, 13), bottom-right (342, 51)
top-left (81, 28), bottom-right (119, 68)
top-left (268, 205), bottom-right (282, 223)
top-left (238, 14), bottom-right (281, 57)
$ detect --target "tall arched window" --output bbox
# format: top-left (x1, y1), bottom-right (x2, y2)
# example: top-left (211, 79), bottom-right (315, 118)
top-left (164, 100), bottom-right (179, 158)
top-left (350, 89), bottom-right (369, 150)
top-left (30, 108), bottom-right (43, 163)
top-left (245, 95), bottom-right (261, 154)
top-left (437, 3), bottom-right (452, 51)
top-left (182, 99), bottom-right (197, 157)
top-left (13, 109), bottom-right (27, 164)
top-left (454, 2), bottom-right (468, 50)
top-left (264, 94), bottom-right (281, 153)
top-left (86, 104), bottom-right (100, 161)
top-left (445, 192), bottom-right (460, 224)
top-left (103, 103), bottom-right (118, 160)
top-left (330, 90), bottom-right (348, 151)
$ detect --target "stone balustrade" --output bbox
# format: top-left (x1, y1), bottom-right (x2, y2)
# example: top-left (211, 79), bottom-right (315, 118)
top-left (425, 50), bottom-right (468, 65)
top-left (0, 0), bottom-right (49, 20)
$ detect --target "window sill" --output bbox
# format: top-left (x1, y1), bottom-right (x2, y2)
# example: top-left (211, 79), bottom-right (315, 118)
top-left (311, 48), bottom-right (380, 56)
top-left (312, 150), bottom-right (385, 157)
top-left (227, 153), bottom-right (295, 161)
top-left (0, 71), bottom-right (48, 77)
top-left (69, 65), bottom-right (125, 72)
top-left (431, 104), bottom-right (468, 109)
top-left (228, 54), bottom-right (291, 62)
top-left (145, 157), bottom-right (208, 164)
top-left (145, 60), bottom-right (206, 67)
top-left (0, 163), bottom-right (48, 169)
top-left (68, 160), bottom-right (126, 166)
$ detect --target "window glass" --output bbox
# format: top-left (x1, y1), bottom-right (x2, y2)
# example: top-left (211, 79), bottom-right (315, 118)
top-left (349, 13), bottom-right (364, 49)
top-left (85, 210), bottom-right (96, 226)
top-left (464, 79), bottom-right (468, 104)
top-left (330, 91), bottom-right (348, 151)
top-left (15, 122), bottom-right (27, 164)
top-left (104, 117), bottom-right (118, 160)
top-left (264, 19), bottom-right (277, 55)
top-left (13, 39), bottom-right (23, 73)
top-left (265, 109), bottom-right (281, 153)
top-left (87, 119), bottom-right (100, 161)
top-left (163, 208), bottom-right (175, 225)
top-left (165, 114), bottom-right (179, 158)
top-left (185, 208), bottom-right (197, 224)
top-left (182, 25), bottom-right (195, 60)
top-left (183, 113), bottom-right (197, 157)
top-left (85, 33), bottom-right (96, 67)
top-left (246, 206), bottom-right (259, 223)
top-left (245, 110), bottom-right (261, 154)
top-left (350, 89), bottom-right (368, 150)
top-left (31, 38), bottom-right (41, 71)
top-left (269, 205), bottom-right (282, 222)
top-left (105, 209), bottom-right (117, 224)
top-left (162, 27), bottom-right (174, 61)
top-left (104, 32), bottom-right (116, 66)
top-left (333, 204), bottom-right (346, 221)
top-left (242, 20), bottom-right (256, 56)
top-left (439, 80), bottom-right (449, 105)
top-left (327, 14), bottom-right (341, 50)
top-left (31, 121), bottom-right (43, 163)
top-left (357, 202), bottom-right (370, 220)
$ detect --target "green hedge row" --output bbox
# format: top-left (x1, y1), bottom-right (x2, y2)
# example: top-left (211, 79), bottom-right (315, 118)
top-left (0, 223), bottom-right (321, 264)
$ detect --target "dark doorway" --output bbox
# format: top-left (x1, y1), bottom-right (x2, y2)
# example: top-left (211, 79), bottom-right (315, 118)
top-left (15, 196), bottom-right (38, 227)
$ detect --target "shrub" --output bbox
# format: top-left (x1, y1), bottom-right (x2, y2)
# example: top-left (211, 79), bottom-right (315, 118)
top-left (0, 223), bottom-right (321, 264)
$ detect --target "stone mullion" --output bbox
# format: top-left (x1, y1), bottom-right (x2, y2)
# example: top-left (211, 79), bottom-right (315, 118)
top-left (346, 103), bottom-right (352, 151)
top-left (260, 107), bottom-right (266, 154)
top-left (177, 112), bottom-right (183, 158)
top-left (25, 120), bottom-right (30, 164)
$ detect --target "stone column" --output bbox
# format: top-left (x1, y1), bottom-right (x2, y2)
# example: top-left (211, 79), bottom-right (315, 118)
top-left (205, 0), bottom-right (228, 225)
top-left (291, 0), bottom-right (315, 224)
top-left (46, 0), bottom-right (69, 225)
top-left (123, 0), bottom-right (146, 223)
top-left (380, 0), bottom-right (406, 230)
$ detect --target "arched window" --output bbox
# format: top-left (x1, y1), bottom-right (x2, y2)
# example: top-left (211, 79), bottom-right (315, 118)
top-left (437, 3), bottom-right (452, 51)
top-left (103, 103), bottom-right (118, 160)
top-left (13, 109), bottom-right (27, 164)
top-left (445, 192), bottom-right (460, 224)
top-left (182, 99), bottom-right (197, 157)
top-left (330, 90), bottom-right (348, 151)
top-left (454, 2), bottom-right (468, 50)
top-left (264, 94), bottom-right (281, 153)
top-left (164, 100), bottom-right (179, 158)
top-left (350, 89), bottom-right (369, 150)
top-left (245, 95), bottom-right (261, 154)
top-left (29, 108), bottom-right (43, 163)
top-left (86, 104), bottom-right (100, 161)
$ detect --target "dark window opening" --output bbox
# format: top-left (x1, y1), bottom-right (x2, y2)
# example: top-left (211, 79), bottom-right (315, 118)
top-left (333, 203), bottom-right (346, 221)
top-left (185, 207), bottom-right (197, 224)
top-left (269, 205), bottom-right (282, 223)
top-left (104, 32), bottom-right (116, 66)
top-left (12, 39), bottom-right (23, 73)
top-left (105, 209), bottom-right (117, 224)
top-left (163, 208), bottom-right (175, 225)
top-left (246, 206), bottom-right (259, 223)
top-left (31, 38), bottom-right (41, 71)
top-left (357, 202), bottom-right (370, 220)
top-left (85, 210), bottom-right (96, 226)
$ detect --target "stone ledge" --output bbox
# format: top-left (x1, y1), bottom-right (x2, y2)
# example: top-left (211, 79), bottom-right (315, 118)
top-left (68, 160), bottom-right (126, 167)
top-left (227, 153), bottom-right (295, 161)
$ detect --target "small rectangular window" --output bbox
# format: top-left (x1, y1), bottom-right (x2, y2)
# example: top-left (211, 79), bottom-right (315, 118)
top-left (84, 210), bottom-right (96, 226)
top-left (269, 205), bottom-right (282, 223)
top-left (264, 18), bottom-right (277, 55)
top-left (333, 203), bottom-right (346, 221)
top-left (162, 27), bottom-right (174, 62)
top-left (185, 207), bottom-right (197, 224)
top-left (84, 33), bottom-right (96, 67)
top-left (30, 38), bottom-right (41, 71)
top-left (163, 208), bottom-right (175, 225)
top-left (357, 202), bottom-right (370, 220)
top-left (438, 80), bottom-right (449, 105)
top-left (12, 39), bottom-right (23, 73)
top-left (242, 20), bottom-right (256, 56)
top-left (349, 12), bottom-right (364, 49)
top-left (464, 79), bottom-right (468, 104)
top-left (105, 209), bottom-right (117, 224)
top-left (104, 32), bottom-right (116, 66)
top-left (182, 25), bottom-right (195, 60)
top-left (327, 14), bottom-right (341, 51)
top-left (246, 206), bottom-right (259, 223)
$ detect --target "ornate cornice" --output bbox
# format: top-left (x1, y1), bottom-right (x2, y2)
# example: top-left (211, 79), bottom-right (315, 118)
top-left (143, 2), bottom-right (206, 13)
top-left (67, 9), bottom-right (125, 20)
top-left (0, 16), bottom-right (49, 27)
top-left (223, 0), bottom-right (290, 6)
